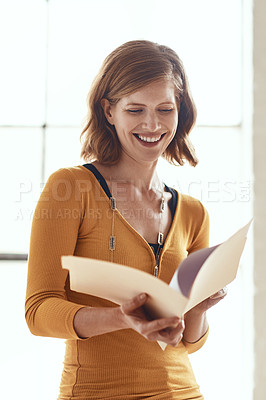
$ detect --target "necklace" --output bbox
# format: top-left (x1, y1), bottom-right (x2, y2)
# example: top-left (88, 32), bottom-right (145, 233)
top-left (109, 184), bottom-right (166, 278)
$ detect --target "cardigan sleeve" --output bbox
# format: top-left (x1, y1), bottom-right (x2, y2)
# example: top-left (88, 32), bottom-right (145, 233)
top-left (182, 327), bottom-right (209, 354)
top-left (25, 168), bottom-right (86, 339)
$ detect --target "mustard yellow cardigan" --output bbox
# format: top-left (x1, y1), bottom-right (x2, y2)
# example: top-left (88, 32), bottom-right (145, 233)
top-left (25, 165), bottom-right (209, 400)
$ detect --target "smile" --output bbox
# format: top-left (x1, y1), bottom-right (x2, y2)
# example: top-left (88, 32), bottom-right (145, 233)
top-left (134, 133), bottom-right (165, 143)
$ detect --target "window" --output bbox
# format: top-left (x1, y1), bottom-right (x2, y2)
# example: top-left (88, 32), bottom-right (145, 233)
top-left (0, 0), bottom-right (242, 255)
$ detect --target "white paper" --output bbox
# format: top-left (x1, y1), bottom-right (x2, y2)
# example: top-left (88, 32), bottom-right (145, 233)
top-left (62, 219), bottom-right (252, 350)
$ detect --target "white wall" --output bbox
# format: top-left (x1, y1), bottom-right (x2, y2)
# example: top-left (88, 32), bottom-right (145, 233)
top-left (253, 0), bottom-right (266, 398)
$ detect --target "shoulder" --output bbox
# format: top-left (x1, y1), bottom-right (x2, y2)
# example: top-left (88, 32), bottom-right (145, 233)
top-left (41, 165), bottom-right (99, 204)
top-left (178, 193), bottom-right (208, 221)
top-left (44, 165), bottom-right (100, 193)
top-left (46, 165), bottom-right (95, 183)
top-left (165, 184), bottom-right (208, 226)
top-left (170, 190), bottom-right (209, 238)
top-left (176, 192), bottom-right (209, 251)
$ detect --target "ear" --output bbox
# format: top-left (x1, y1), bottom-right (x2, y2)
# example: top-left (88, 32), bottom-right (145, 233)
top-left (101, 98), bottom-right (115, 125)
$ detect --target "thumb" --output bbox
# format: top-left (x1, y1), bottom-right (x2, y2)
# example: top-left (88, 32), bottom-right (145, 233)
top-left (121, 293), bottom-right (147, 314)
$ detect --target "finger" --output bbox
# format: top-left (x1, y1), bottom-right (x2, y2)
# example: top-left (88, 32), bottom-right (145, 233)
top-left (139, 316), bottom-right (182, 337)
top-left (159, 331), bottom-right (183, 347)
top-left (163, 320), bottom-right (185, 347)
top-left (210, 287), bottom-right (228, 299)
top-left (121, 293), bottom-right (147, 314)
top-left (148, 320), bottom-right (185, 346)
top-left (159, 320), bottom-right (185, 339)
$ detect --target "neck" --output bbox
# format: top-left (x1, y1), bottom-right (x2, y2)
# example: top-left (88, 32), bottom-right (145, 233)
top-left (94, 155), bottom-right (161, 192)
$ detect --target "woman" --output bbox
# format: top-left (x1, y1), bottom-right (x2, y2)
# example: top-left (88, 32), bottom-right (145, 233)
top-left (25, 40), bottom-right (227, 399)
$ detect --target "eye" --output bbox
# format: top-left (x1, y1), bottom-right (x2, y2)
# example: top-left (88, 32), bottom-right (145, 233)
top-left (126, 109), bottom-right (143, 113)
top-left (159, 109), bottom-right (174, 113)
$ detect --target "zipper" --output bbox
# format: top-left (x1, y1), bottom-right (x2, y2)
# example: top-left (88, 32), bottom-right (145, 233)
top-left (154, 245), bottom-right (162, 277)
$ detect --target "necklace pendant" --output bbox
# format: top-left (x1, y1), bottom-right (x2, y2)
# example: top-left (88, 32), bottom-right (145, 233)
top-left (110, 197), bottom-right (116, 210)
top-left (160, 197), bottom-right (165, 212)
top-left (109, 235), bottom-right (116, 250)
top-left (158, 232), bottom-right (164, 245)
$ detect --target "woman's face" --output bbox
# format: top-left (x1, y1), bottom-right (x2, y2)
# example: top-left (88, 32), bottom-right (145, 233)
top-left (101, 79), bottom-right (179, 164)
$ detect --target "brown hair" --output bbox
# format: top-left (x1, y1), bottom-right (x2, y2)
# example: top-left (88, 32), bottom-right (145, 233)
top-left (80, 40), bottom-right (198, 166)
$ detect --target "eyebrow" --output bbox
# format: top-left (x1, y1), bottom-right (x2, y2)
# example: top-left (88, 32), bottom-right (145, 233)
top-left (125, 102), bottom-right (175, 106)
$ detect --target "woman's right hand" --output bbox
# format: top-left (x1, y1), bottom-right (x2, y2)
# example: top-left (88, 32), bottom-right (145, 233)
top-left (120, 293), bottom-right (184, 347)
top-left (74, 293), bottom-right (184, 347)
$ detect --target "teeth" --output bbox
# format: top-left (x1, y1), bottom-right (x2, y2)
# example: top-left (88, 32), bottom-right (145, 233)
top-left (137, 135), bottom-right (162, 143)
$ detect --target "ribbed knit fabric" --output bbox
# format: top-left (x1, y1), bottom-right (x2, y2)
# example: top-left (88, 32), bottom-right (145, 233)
top-left (25, 165), bottom-right (210, 400)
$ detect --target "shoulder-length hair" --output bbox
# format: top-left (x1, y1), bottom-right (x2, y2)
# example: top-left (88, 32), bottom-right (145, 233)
top-left (80, 40), bottom-right (198, 166)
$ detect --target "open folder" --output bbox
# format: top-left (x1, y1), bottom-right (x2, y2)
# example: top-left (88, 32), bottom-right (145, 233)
top-left (62, 220), bottom-right (252, 350)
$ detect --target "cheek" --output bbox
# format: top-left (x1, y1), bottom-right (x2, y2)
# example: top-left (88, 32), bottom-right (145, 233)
top-left (174, 112), bottom-right (179, 125)
top-left (169, 114), bottom-right (179, 132)
top-left (168, 116), bottom-right (178, 140)
top-left (113, 115), bottom-right (135, 133)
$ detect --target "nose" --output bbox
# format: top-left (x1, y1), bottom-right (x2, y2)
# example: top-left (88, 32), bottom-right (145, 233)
top-left (142, 110), bottom-right (161, 132)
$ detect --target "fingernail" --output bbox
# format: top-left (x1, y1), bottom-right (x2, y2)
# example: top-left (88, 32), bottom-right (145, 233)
top-left (172, 317), bottom-right (183, 328)
top-left (139, 293), bottom-right (146, 300)
top-left (210, 288), bottom-right (227, 299)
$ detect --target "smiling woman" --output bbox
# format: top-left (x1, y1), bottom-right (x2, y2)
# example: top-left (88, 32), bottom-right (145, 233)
top-left (80, 40), bottom-right (198, 167)
top-left (100, 80), bottom-right (179, 163)
top-left (25, 40), bottom-right (227, 400)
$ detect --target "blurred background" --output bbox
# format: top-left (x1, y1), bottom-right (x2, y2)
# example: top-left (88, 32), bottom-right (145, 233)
top-left (0, 0), bottom-right (265, 399)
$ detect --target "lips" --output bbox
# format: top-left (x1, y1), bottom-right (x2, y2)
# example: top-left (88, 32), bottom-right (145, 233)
top-left (133, 133), bottom-right (166, 143)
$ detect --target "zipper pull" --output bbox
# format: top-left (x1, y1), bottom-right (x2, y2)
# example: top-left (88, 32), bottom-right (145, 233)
top-left (154, 247), bottom-right (161, 277)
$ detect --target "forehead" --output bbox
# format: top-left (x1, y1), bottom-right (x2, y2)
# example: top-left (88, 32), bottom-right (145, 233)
top-left (120, 80), bottom-right (176, 105)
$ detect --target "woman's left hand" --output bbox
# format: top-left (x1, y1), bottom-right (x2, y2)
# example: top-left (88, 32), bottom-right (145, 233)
top-left (182, 287), bottom-right (228, 343)
top-left (189, 286), bottom-right (228, 315)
